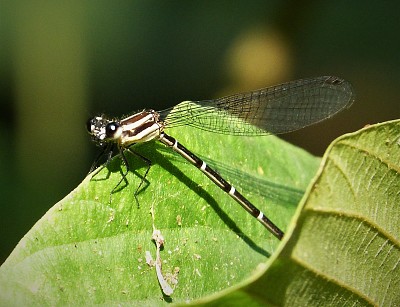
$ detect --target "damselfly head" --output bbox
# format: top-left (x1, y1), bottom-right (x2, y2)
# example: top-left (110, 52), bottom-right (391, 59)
top-left (86, 116), bottom-right (121, 146)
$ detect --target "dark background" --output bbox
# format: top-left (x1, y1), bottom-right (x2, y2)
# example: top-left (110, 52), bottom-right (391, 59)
top-left (1, 1), bottom-right (399, 264)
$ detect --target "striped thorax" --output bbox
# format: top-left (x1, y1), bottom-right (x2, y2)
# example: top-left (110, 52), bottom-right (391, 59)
top-left (87, 110), bottom-right (164, 147)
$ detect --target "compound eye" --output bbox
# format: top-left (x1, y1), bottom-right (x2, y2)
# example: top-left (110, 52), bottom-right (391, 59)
top-left (86, 118), bottom-right (95, 132)
top-left (105, 122), bottom-right (120, 138)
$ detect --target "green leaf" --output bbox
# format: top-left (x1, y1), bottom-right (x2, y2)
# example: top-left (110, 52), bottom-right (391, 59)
top-left (193, 119), bottom-right (400, 307)
top-left (0, 105), bottom-right (318, 305)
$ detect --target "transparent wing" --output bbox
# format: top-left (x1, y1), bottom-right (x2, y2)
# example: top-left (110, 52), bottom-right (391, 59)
top-left (160, 76), bottom-right (355, 136)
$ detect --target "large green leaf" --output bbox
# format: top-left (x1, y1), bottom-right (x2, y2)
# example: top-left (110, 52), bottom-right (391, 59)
top-left (0, 104), bottom-right (317, 306)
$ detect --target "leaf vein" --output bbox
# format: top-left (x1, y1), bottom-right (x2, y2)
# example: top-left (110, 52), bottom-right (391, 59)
top-left (337, 141), bottom-right (400, 174)
top-left (302, 208), bottom-right (400, 248)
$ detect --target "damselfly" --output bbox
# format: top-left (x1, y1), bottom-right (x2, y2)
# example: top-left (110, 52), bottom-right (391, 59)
top-left (87, 76), bottom-right (355, 240)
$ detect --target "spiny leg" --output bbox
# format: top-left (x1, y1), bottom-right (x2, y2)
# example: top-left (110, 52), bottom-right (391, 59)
top-left (88, 143), bottom-right (114, 175)
top-left (111, 146), bottom-right (130, 195)
top-left (126, 148), bottom-right (152, 197)
top-left (110, 146), bottom-right (152, 206)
